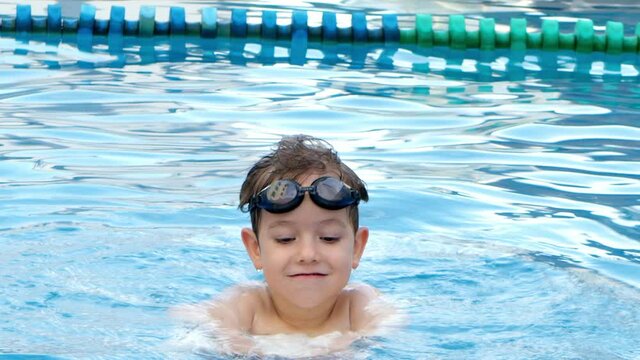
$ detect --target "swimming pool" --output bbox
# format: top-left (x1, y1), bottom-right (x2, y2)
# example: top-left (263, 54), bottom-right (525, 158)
top-left (1, 0), bottom-right (639, 358)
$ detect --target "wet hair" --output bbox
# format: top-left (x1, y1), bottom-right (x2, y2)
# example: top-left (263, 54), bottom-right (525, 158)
top-left (239, 134), bottom-right (368, 235)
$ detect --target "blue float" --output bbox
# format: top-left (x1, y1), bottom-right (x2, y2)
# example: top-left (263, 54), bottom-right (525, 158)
top-left (201, 8), bottom-right (217, 38)
top-left (382, 14), bottom-right (399, 43)
top-left (47, 4), bottom-right (62, 33)
top-left (109, 6), bottom-right (125, 35)
top-left (292, 10), bottom-right (308, 35)
top-left (262, 10), bottom-right (277, 39)
top-left (170, 6), bottom-right (186, 35)
top-left (321, 12), bottom-right (337, 42)
top-left (352, 12), bottom-right (367, 42)
top-left (231, 9), bottom-right (247, 37)
top-left (16, 4), bottom-right (31, 32)
top-left (78, 4), bottom-right (96, 33)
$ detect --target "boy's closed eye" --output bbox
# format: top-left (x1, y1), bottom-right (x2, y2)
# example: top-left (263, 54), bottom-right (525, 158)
top-left (320, 236), bottom-right (341, 243)
top-left (272, 235), bottom-right (341, 243)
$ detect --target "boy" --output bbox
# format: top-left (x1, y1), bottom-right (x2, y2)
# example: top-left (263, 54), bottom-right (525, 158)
top-left (180, 135), bottom-right (384, 355)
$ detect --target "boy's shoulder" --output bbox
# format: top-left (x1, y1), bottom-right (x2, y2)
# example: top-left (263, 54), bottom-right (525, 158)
top-left (219, 281), bottom-right (270, 308)
top-left (344, 282), bottom-right (379, 303)
top-left (342, 283), bottom-right (381, 331)
top-left (208, 282), bottom-right (267, 331)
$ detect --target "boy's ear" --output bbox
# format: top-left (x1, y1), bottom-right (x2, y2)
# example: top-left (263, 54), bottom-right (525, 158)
top-left (241, 227), bottom-right (262, 270)
top-left (352, 226), bottom-right (369, 270)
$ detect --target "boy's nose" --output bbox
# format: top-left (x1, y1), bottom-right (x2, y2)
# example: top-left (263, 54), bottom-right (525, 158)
top-left (296, 237), bottom-right (319, 263)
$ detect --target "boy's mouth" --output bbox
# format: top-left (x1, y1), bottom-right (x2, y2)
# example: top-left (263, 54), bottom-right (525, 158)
top-left (289, 272), bottom-right (327, 278)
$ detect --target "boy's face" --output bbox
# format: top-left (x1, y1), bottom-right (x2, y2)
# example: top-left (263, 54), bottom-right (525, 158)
top-left (241, 172), bottom-right (369, 310)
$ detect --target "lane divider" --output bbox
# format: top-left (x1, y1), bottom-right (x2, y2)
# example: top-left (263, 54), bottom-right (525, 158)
top-left (1, 4), bottom-right (639, 53)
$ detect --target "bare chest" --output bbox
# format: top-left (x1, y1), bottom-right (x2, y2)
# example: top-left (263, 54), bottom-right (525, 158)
top-left (250, 300), bottom-right (352, 336)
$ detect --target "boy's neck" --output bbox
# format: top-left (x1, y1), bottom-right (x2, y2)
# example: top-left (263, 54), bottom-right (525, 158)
top-left (267, 288), bottom-right (340, 334)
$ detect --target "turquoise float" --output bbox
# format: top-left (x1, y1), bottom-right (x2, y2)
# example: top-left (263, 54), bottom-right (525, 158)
top-left (1, 3), bottom-right (639, 53)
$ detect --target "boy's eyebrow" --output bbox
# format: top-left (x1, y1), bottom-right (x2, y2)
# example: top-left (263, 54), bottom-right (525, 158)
top-left (318, 218), bottom-right (348, 227)
top-left (267, 220), bottom-right (295, 229)
top-left (266, 218), bottom-right (348, 229)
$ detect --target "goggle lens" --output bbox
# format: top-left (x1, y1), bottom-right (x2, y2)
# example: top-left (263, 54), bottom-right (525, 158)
top-left (316, 177), bottom-right (348, 201)
top-left (265, 180), bottom-right (297, 205)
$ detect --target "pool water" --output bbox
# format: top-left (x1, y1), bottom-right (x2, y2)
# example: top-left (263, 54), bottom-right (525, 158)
top-left (1, 1), bottom-right (639, 359)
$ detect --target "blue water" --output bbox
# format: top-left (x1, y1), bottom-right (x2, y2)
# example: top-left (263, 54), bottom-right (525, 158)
top-left (1, 1), bottom-right (640, 359)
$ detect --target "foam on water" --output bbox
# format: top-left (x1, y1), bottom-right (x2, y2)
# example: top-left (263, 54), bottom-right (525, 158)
top-left (168, 291), bottom-right (405, 359)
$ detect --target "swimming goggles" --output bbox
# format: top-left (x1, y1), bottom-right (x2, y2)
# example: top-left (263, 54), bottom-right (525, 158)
top-left (249, 176), bottom-right (361, 213)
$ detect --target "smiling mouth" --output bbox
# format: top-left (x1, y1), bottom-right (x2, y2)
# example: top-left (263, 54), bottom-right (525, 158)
top-left (289, 273), bottom-right (327, 278)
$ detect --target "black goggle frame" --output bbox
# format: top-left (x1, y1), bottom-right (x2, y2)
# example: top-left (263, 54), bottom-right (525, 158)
top-left (249, 176), bottom-right (360, 214)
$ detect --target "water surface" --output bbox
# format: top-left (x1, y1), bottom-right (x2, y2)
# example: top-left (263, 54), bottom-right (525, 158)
top-left (1, 1), bottom-right (639, 359)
